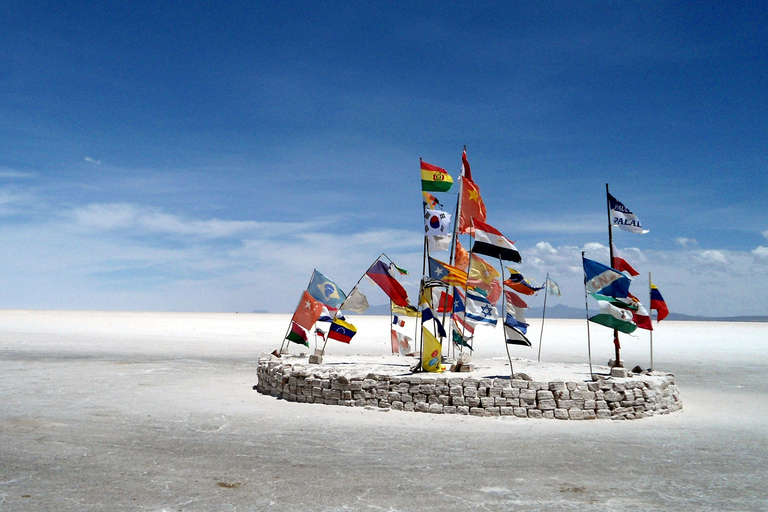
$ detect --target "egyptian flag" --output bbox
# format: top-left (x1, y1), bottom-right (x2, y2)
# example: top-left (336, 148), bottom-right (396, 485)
top-left (366, 260), bottom-right (409, 308)
top-left (328, 318), bottom-right (357, 344)
top-left (650, 283), bottom-right (669, 321)
top-left (611, 242), bottom-right (640, 276)
top-left (470, 219), bottom-right (521, 263)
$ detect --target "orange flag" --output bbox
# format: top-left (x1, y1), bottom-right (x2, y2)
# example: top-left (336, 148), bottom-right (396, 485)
top-left (459, 176), bottom-right (487, 234)
top-left (291, 290), bottom-right (324, 330)
top-left (454, 240), bottom-right (470, 270)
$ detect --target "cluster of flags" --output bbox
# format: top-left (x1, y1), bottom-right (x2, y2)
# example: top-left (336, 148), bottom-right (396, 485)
top-left (585, 191), bottom-right (669, 337)
top-left (418, 149), bottom-right (564, 362)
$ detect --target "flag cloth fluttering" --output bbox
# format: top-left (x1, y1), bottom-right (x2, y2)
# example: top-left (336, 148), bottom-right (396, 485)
top-left (308, 270), bottom-right (347, 309)
top-left (546, 275), bottom-right (562, 297)
top-left (366, 260), bottom-right (410, 307)
top-left (608, 193), bottom-right (648, 234)
top-left (422, 191), bottom-right (441, 209)
top-left (583, 257), bottom-right (631, 299)
top-left (421, 303), bottom-right (447, 338)
top-left (451, 287), bottom-right (475, 335)
top-left (428, 257), bottom-right (468, 287)
top-left (504, 268), bottom-right (544, 296)
top-left (504, 301), bottom-right (529, 334)
top-left (632, 301), bottom-right (654, 331)
top-left (504, 324), bottom-right (532, 347)
top-left (328, 318), bottom-right (357, 343)
top-left (470, 219), bottom-right (522, 263)
top-left (286, 321), bottom-right (310, 347)
top-left (589, 301), bottom-right (638, 334)
top-left (465, 290), bottom-right (499, 326)
top-left (341, 287), bottom-right (369, 313)
top-left (504, 289), bottom-right (529, 309)
top-left (611, 242), bottom-right (640, 276)
top-left (421, 160), bottom-right (453, 193)
top-left (421, 327), bottom-right (444, 372)
top-left (291, 290), bottom-right (324, 330)
top-left (650, 283), bottom-right (669, 321)
top-left (391, 301), bottom-right (420, 317)
top-left (424, 208), bottom-right (452, 237)
top-left (458, 177), bottom-right (487, 233)
top-left (454, 240), bottom-right (470, 270)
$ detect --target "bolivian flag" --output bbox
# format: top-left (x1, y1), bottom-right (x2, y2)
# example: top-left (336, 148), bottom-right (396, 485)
top-left (421, 160), bottom-right (453, 193)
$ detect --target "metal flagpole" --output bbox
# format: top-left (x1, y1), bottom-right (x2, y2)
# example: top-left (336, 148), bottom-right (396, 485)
top-left (606, 183), bottom-right (622, 367)
top-left (538, 273), bottom-right (549, 362)
top-left (499, 258), bottom-right (515, 378)
top-left (649, 271), bottom-right (654, 370)
top-left (583, 252), bottom-right (595, 380)
top-left (279, 269), bottom-right (318, 354)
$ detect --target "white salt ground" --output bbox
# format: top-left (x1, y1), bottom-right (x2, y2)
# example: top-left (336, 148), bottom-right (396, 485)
top-left (1, 310), bottom-right (767, 511)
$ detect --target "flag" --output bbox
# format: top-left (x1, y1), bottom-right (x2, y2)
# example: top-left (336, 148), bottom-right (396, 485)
top-left (590, 293), bottom-right (638, 310)
top-left (308, 270), bottom-right (347, 309)
top-left (422, 191), bottom-right (441, 209)
top-left (546, 275), bottom-right (562, 297)
top-left (318, 305), bottom-right (334, 323)
top-left (427, 235), bottom-right (452, 252)
top-left (504, 289), bottom-right (529, 309)
top-left (465, 290), bottom-right (499, 326)
top-left (454, 240), bottom-right (470, 270)
top-left (453, 327), bottom-right (474, 351)
top-left (589, 301), bottom-right (637, 334)
top-left (421, 160), bottom-right (453, 193)
top-left (328, 318), bottom-right (357, 343)
top-left (611, 242), bottom-right (640, 276)
top-left (470, 219), bottom-right (522, 263)
top-left (461, 147), bottom-right (473, 181)
top-left (632, 301), bottom-right (653, 331)
top-left (366, 260), bottom-right (410, 308)
top-left (608, 192), bottom-right (648, 234)
top-left (341, 286), bottom-right (369, 313)
top-left (504, 268), bottom-right (544, 296)
top-left (504, 324), bottom-right (532, 347)
top-left (451, 287), bottom-right (474, 334)
top-left (391, 329), bottom-right (413, 355)
top-left (421, 327), bottom-right (444, 372)
top-left (434, 290), bottom-right (453, 313)
top-left (391, 301), bottom-right (420, 317)
top-left (285, 321), bottom-right (309, 347)
top-left (504, 301), bottom-right (528, 334)
top-left (458, 176), bottom-right (487, 234)
top-left (650, 283), bottom-right (669, 321)
top-left (421, 303), bottom-right (447, 338)
top-left (391, 263), bottom-right (409, 276)
top-left (424, 208), bottom-right (452, 237)
top-left (468, 255), bottom-right (500, 286)
top-left (428, 257), bottom-right (468, 288)
top-left (291, 291), bottom-right (324, 330)
top-left (583, 257), bottom-right (631, 299)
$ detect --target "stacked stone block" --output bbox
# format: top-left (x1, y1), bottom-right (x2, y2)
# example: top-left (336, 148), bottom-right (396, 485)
top-left (256, 361), bottom-right (682, 420)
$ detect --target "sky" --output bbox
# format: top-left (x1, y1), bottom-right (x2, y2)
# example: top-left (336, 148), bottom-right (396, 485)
top-left (1, 1), bottom-right (767, 316)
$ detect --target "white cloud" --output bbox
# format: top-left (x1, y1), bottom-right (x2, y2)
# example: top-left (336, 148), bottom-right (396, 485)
top-left (676, 237), bottom-right (698, 248)
top-left (84, 156), bottom-right (102, 165)
top-left (753, 246), bottom-right (768, 261)
top-left (696, 250), bottom-right (729, 266)
top-left (762, 230), bottom-right (768, 240)
top-left (0, 169), bottom-right (36, 179)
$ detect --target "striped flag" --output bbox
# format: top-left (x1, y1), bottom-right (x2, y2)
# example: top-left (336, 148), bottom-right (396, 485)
top-left (428, 257), bottom-right (468, 288)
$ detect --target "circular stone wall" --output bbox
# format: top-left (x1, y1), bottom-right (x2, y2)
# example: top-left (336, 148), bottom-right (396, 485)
top-left (256, 361), bottom-right (682, 421)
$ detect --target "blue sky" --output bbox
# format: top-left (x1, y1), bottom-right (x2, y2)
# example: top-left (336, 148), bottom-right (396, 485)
top-left (1, 1), bottom-right (766, 316)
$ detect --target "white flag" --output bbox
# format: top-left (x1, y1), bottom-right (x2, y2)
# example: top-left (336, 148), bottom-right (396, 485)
top-left (608, 193), bottom-right (648, 234)
top-left (424, 209), bottom-right (452, 237)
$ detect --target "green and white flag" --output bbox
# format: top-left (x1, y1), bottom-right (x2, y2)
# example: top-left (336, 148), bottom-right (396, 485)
top-left (589, 301), bottom-right (637, 334)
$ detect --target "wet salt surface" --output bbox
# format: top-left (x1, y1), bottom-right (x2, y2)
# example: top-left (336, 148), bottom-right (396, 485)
top-left (1, 311), bottom-right (767, 510)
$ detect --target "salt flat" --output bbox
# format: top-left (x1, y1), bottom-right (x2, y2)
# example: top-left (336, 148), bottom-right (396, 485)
top-left (1, 310), bottom-right (767, 511)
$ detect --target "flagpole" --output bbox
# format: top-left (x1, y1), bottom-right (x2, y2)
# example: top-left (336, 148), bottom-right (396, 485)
top-left (538, 273), bottom-right (549, 362)
top-left (606, 183), bottom-right (622, 368)
top-left (649, 271), bottom-right (654, 370)
top-left (445, 146), bottom-right (466, 362)
top-left (499, 257), bottom-right (515, 378)
top-left (582, 252), bottom-right (595, 381)
top-left (278, 269), bottom-right (318, 354)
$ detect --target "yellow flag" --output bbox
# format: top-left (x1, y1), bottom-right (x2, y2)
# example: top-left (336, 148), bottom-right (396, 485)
top-left (421, 327), bottom-right (444, 373)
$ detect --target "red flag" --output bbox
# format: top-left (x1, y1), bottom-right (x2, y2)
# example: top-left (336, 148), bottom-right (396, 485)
top-left (366, 260), bottom-right (410, 307)
top-left (435, 291), bottom-right (453, 313)
top-left (454, 240), bottom-right (470, 270)
top-left (461, 148), bottom-right (472, 181)
top-left (504, 290), bottom-right (529, 309)
top-left (291, 291), bottom-right (324, 330)
top-left (611, 242), bottom-right (640, 276)
top-left (458, 177), bottom-right (487, 234)
top-left (650, 283), bottom-right (669, 321)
